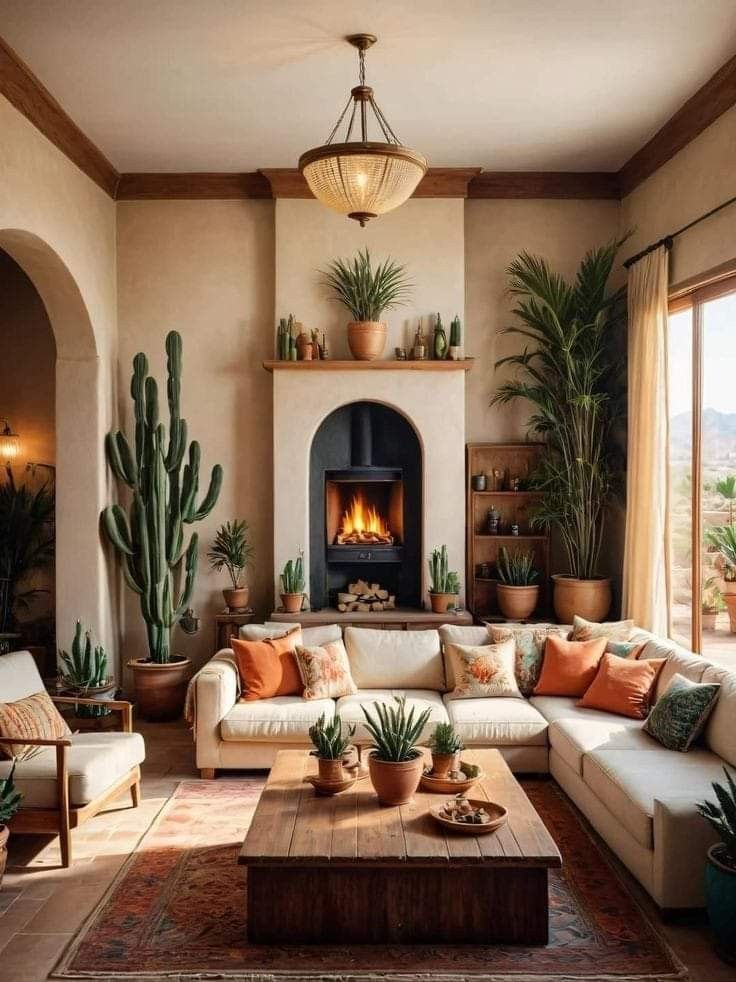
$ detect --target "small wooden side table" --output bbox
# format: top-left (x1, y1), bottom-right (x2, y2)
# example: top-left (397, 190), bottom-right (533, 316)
top-left (214, 609), bottom-right (255, 651)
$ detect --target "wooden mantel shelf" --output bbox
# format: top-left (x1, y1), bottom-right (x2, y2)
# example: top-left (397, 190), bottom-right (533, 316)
top-left (263, 359), bottom-right (474, 372)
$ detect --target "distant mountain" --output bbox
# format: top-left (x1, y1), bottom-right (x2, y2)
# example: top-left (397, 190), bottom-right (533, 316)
top-left (671, 409), bottom-right (736, 460)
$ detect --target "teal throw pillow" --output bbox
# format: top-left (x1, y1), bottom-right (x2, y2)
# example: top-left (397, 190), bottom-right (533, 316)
top-left (644, 673), bottom-right (720, 752)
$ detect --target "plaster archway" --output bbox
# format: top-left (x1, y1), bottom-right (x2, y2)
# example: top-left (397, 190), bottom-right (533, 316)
top-left (0, 229), bottom-right (107, 656)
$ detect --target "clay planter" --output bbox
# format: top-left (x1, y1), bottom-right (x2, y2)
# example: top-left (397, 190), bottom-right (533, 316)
top-left (705, 844), bottom-right (736, 958)
top-left (723, 595), bottom-right (736, 633)
top-left (60, 680), bottom-right (116, 720)
top-left (280, 592), bottom-right (304, 613)
top-left (368, 753), bottom-right (424, 806)
top-left (702, 611), bottom-right (718, 631)
top-left (0, 825), bottom-right (8, 888)
top-left (317, 758), bottom-right (345, 783)
top-left (552, 574), bottom-right (611, 624)
top-left (223, 586), bottom-right (249, 612)
top-left (497, 583), bottom-right (540, 621)
top-left (431, 751), bottom-right (459, 779)
top-left (347, 321), bottom-right (387, 361)
top-left (429, 592), bottom-right (458, 614)
top-left (296, 334), bottom-right (313, 361)
top-left (128, 656), bottom-right (191, 722)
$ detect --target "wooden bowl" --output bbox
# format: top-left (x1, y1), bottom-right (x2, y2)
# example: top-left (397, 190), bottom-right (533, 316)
top-left (305, 773), bottom-right (358, 796)
top-left (430, 798), bottom-right (508, 835)
top-left (420, 770), bottom-right (485, 795)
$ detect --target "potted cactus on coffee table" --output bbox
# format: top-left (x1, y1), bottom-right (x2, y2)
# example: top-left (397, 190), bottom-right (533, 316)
top-left (428, 545), bottom-right (460, 613)
top-left (428, 722), bottom-right (464, 779)
top-left (308, 712), bottom-right (356, 784)
top-left (103, 331), bottom-right (223, 720)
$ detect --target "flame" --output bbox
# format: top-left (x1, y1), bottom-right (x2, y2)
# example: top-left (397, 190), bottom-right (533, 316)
top-left (336, 490), bottom-right (393, 544)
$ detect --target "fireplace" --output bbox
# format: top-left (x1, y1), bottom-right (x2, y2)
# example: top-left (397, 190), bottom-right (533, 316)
top-left (309, 402), bottom-right (421, 610)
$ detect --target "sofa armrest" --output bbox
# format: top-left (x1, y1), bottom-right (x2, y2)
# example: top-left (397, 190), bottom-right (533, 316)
top-left (194, 650), bottom-right (239, 768)
top-left (653, 796), bottom-right (718, 908)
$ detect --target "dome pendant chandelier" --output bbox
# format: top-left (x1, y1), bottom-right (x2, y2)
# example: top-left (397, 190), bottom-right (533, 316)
top-left (298, 34), bottom-right (428, 227)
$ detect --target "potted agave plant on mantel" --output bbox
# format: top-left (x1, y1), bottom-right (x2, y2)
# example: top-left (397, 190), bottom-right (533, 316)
top-left (103, 331), bottom-right (223, 721)
top-left (208, 520), bottom-right (254, 613)
top-left (361, 696), bottom-right (431, 806)
top-left (321, 248), bottom-right (412, 361)
top-left (491, 240), bottom-right (627, 623)
top-left (428, 545), bottom-right (460, 614)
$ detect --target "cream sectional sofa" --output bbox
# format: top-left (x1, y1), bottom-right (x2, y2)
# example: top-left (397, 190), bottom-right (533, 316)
top-left (193, 621), bottom-right (735, 909)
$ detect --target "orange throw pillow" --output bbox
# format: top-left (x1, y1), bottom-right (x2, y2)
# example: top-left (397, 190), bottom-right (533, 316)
top-left (232, 626), bottom-right (303, 701)
top-left (533, 636), bottom-right (607, 697)
top-left (578, 653), bottom-right (665, 719)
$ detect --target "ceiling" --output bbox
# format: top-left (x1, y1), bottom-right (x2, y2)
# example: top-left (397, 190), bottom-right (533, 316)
top-left (1, 0), bottom-right (735, 173)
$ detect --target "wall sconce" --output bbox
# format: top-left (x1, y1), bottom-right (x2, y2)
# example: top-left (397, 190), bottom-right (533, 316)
top-left (0, 419), bottom-right (20, 464)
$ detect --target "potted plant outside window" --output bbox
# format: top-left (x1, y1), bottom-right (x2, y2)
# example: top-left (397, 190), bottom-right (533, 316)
top-left (102, 332), bottom-right (223, 720)
top-left (428, 722), bottom-right (464, 779)
top-left (0, 761), bottom-right (23, 888)
top-left (321, 249), bottom-right (412, 361)
top-left (491, 240), bottom-right (627, 623)
top-left (361, 696), bottom-right (431, 805)
top-left (280, 553), bottom-right (306, 613)
top-left (208, 520), bottom-right (254, 612)
top-left (702, 577), bottom-right (725, 632)
top-left (496, 547), bottom-right (540, 620)
top-left (428, 545), bottom-right (460, 613)
top-left (705, 525), bottom-right (736, 632)
top-left (58, 621), bottom-right (115, 719)
top-left (308, 712), bottom-right (356, 783)
top-left (697, 767), bottom-right (736, 958)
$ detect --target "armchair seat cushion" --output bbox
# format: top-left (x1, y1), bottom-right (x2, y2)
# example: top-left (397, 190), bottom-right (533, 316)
top-left (444, 695), bottom-right (548, 746)
top-left (336, 690), bottom-right (447, 743)
top-left (220, 697), bottom-right (335, 743)
top-left (0, 731), bottom-right (145, 808)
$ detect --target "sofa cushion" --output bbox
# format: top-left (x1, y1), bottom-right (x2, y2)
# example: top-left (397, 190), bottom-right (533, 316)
top-left (240, 622), bottom-right (342, 647)
top-left (0, 649), bottom-right (46, 704)
top-left (220, 697), bottom-right (334, 742)
top-left (643, 674), bottom-right (721, 752)
top-left (443, 695), bottom-right (548, 746)
top-left (0, 731), bottom-right (145, 808)
top-left (0, 690), bottom-right (71, 760)
top-left (344, 627), bottom-right (445, 691)
top-left (631, 631), bottom-right (707, 699)
top-left (294, 640), bottom-right (357, 700)
top-left (577, 653), bottom-right (664, 719)
top-left (336, 690), bottom-right (447, 743)
top-left (232, 629), bottom-right (303, 700)
top-left (438, 624), bottom-right (489, 649)
top-left (571, 616), bottom-right (634, 642)
top-left (702, 662), bottom-right (736, 766)
top-left (487, 624), bottom-right (569, 696)
top-left (582, 744), bottom-right (727, 850)
top-left (533, 636), bottom-right (607, 697)
top-left (445, 638), bottom-right (522, 699)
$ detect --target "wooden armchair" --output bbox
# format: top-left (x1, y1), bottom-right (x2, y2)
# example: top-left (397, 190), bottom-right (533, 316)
top-left (0, 651), bottom-right (145, 867)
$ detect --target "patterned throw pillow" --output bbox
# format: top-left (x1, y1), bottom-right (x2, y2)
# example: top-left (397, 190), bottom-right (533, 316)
top-left (0, 690), bottom-right (71, 760)
top-left (294, 640), bottom-right (357, 700)
top-left (605, 639), bottom-right (646, 659)
top-left (445, 639), bottom-right (522, 699)
top-left (643, 673), bottom-right (721, 751)
top-left (487, 624), bottom-right (568, 696)
top-left (571, 616), bottom-right (634, 643)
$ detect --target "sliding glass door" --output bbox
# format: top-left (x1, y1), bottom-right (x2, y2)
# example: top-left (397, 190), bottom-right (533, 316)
top-left (669, 275), bottom-right (736, 655)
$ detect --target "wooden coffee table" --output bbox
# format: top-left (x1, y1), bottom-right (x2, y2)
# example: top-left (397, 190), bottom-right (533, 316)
top-left (239, 748), bottom-right (561, 945)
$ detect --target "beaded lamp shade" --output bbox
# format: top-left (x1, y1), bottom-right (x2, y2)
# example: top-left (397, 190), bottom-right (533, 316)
top-left (298, 35), bottom-right (427, 227)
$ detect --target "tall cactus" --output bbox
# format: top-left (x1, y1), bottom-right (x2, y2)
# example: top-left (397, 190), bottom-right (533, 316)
top-left (102, 331), bottom-right (223, 663)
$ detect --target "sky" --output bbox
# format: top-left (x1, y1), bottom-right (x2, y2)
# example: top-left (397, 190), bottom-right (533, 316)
top-left (669, 292), bottom-right (736, 418)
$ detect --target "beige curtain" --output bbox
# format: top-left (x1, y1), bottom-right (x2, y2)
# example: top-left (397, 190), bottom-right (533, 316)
top-left (622, 246), bottom-right (670, 635)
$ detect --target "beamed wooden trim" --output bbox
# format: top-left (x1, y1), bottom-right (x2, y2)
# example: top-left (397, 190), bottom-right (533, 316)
top-left (619, 52), bottom-right (736, 197)
top-left (0, 35), bottom-right (119, 197)
top-left (116, 171), bottom-right (271, 200)
top-left (468, 171), bottom-right (620, 199)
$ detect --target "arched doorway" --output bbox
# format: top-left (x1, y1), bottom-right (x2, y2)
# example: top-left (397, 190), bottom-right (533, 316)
top-left (0, 229), bottom-right (107, 662)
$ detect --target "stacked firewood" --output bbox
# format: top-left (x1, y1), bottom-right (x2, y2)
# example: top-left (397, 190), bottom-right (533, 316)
top-left (337, 580), bottom-right (397, 613)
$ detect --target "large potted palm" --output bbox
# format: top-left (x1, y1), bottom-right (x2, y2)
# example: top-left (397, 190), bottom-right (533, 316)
top-left (103, 331), bottom-right (223, 720)
top-left (492, 241), bottom-right (626, 623)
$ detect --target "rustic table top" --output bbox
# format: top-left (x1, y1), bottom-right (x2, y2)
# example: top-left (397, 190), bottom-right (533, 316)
top-left (239, 748), bottom-right (561, 868)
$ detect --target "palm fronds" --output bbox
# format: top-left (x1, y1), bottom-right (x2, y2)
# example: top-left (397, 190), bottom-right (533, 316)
top-left (207, 520), bottom-right (254, 589)
top-left (321, 249), bottom-right (412, 322)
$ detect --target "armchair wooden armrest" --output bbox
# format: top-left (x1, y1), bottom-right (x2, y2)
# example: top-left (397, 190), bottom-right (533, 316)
top-left (51, 695), bottom-right (133, 732)
top-left (1, 735), bottom-right (72, 748)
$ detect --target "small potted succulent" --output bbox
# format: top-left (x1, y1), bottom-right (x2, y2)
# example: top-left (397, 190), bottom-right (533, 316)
top-left (361, 696), bottom-right (431, 806)
top-left (428, 545), bottom-right (460, 614)
top-left (0, 761), bottom-right (23, 888)
top-left (308, 712), bottom-right (356, 783)
top-left (496, 546), bottom-right (540, 620)
top-left (702, 577), bottom-right (724, 632)
top-left (428, 722), bottom-right (464, 779)
top-left (58, 621), bottom-right (115, 719)
top-left (208, 520), bottom-right (254, 612)
top-left (321, 249), bottom-right (412, 361)
top-left (280, 552), bottom-right (306, 613)
top-left (697, 767), bottom-right (736, 957)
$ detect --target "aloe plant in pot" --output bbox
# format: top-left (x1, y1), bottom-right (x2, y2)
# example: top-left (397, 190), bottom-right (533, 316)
top-left (321, 249), bottom-right (412, 361)
top-left (428, 722), bottom-right (464, 779)
top-left (496, 547), bottom-right (540, 621)
top-left (308, 712), bottom-right (356, 784)
top-left (491, 240), bottom-right (626, 623)
top-left (208, 520), bottom-right (254, 612)
top-left (361, 696), bottom-right (431, 805)
top-left (697, 767), bottom-right (736, 957)
top-left (102, 331), bottom-right (223, 720)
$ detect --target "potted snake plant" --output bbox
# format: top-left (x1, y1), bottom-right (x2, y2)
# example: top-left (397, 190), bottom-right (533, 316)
top-left (496, 547), bottom-right (540, 620)
top-left (321, 248), bottom-right (412, 361)
top-left (697, 767), bottom-right (736, 958)
top-left (361, 696), bottom-right (431, 805)
top-left (0, 761), bottom-right (22, 888)
top-left (208, 520), bottom-right (254, 612)
top-left (58, 621), bottom-right (115, 719)
top-left (428, 545), bottom-right (460, 613)
top-left (308, 712), bottom-right (356, 784)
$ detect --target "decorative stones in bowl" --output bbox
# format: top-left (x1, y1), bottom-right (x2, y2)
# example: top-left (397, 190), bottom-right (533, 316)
top-left (430, 796), bottom-right (508, 835)
top-left (420, 760), bottom-right (484, 795)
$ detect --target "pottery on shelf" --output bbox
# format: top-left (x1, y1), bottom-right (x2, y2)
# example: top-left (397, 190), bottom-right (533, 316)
top-left (347, 321), bottom-right (387, 361)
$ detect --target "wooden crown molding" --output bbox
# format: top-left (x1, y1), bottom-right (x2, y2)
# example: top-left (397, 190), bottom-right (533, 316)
top-left (0, 35), bottom-right (119, 197)
top-left (468, 171), bottom-right (620, 199)
top-left (116, 171), bottom-right (271, 200)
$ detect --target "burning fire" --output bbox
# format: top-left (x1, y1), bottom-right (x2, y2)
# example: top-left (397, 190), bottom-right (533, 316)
top-left (336, 491), bottom-right (394, 545)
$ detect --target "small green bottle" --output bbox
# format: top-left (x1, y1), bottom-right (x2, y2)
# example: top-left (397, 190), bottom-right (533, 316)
top-left (433, 312), bottom-right (448, 360)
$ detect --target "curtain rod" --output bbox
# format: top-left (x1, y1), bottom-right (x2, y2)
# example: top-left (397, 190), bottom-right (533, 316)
top-left (623, 192), bottom-right (736, 269)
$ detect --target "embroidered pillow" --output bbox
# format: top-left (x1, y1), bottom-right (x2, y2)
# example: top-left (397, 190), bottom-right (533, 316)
top-left (0, 690), bottom-right (71, 760)
top-left (571, 616), bottom-right (634, 643)
top-left (533, 636), bottom-right (607, 697)
top-left (605, 639), bottom-right (647, 659)
top-left (578, 653), bottom-right (665, 719)
top-left (487, 623), bottom-right (568, 696)
top-left (294, 640), bottom-right (357, 700)
top-left (231, 626), bottom-right (303, 701)
top-left (644, 673), bottom-right (721, 751)
top-left (445, 639), bottom-right (522, 699)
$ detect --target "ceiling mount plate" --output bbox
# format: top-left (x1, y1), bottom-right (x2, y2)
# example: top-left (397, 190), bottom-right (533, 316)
top-left (346, 33), bottom-right (377, 51)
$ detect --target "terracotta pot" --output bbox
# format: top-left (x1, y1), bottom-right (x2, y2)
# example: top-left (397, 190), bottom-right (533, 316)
top-left (368, 753), bottom-right (424, 806)
top-left (431, 751), bottom-right (459, 779)
top-left (724, 581), bottom-right (736, 596)
top-left (317, 758), bottom-right (344, 783)
top-left (429, 592), bottom-right (458, 614)
top-left (552, 574), bottom-right (611, 623)
top-left (724, 595), bottom-right (736, 633)
top-left (280, 592), bottom-right (304, 613)
top-left (60, 680), bottom-right (116, 720)
top-left (128, 657), bottom-right (191, 722)
top-left (497, 583), bottom-right (540, 621)
top-left (223, 586), bottom-right (249, 612)
top-left (296, 334), bottom-right (313, 361)
top-left (347, 321), bottom-right (387, 361)
top-left (702, 611), bottom-right (718, 631)
top-left (0, 825), bottom-right (8, 888)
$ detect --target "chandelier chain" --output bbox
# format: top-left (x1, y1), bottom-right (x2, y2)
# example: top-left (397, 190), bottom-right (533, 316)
top-left (324, 94), bottom-right (353, 146)
top-left (358, 47), bottom-right (366, 87)
top-left (370, 96), bottom-right (400, 145)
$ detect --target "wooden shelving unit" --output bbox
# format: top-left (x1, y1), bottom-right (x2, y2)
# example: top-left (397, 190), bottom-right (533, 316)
top-left (466, 443), bottom-right (550, 622)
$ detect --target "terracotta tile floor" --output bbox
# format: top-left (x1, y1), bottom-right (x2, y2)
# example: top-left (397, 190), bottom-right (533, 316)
top-left (1, 718), bottom-right (735, 981)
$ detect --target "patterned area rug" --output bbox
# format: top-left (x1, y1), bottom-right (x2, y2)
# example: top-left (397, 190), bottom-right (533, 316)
top-left (53, 778), bottom-right (687, 981)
